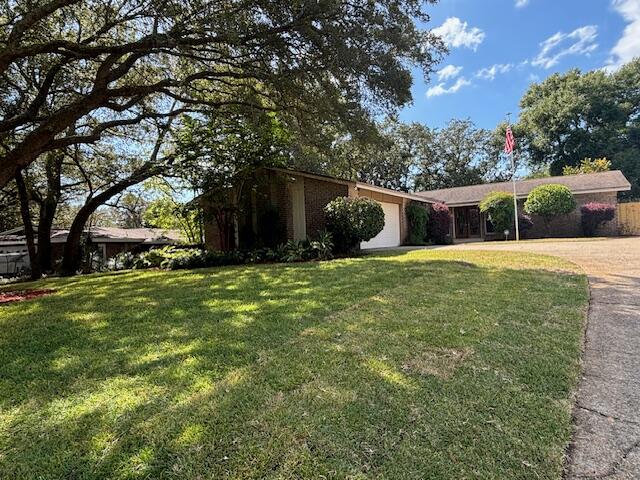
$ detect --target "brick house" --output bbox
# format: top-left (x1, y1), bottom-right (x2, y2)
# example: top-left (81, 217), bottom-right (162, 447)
top-left (0, 227), bottom-right (183, 275)
top-left (200, 168), bottom-right (434, 250)
top-left (414, 170), bottom-right (631, 241)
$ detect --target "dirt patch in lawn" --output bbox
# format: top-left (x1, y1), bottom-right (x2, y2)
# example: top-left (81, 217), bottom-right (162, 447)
top-left (0, 289), bottom-right (55, 305)
top-left (402, 347), bottom-right (473, 379)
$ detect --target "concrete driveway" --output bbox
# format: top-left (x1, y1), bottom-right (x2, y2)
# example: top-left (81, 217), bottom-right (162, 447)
top-left (444, 237), bottom-right (640, 479)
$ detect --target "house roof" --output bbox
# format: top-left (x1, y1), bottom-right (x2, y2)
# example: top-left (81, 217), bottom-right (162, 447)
top-left (193, 167), bottom-right (436, 205)
top-left (271, 167), bottom-right (435, 203)
top-left (415, 170), bottom-right (631, 206)
top-left (355, 182), bottom-right (437, 203)
top-left (0, 227), bottom-right (183, 245)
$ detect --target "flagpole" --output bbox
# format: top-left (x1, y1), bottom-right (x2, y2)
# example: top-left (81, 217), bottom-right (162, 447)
top-left (511, 149), bottom-right (520, 241)
top-left (506, 114), bottom-right (520, 241)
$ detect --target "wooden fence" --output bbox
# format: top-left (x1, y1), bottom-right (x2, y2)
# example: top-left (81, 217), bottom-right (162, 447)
top-left (617, 202), bottom-right (640, 235)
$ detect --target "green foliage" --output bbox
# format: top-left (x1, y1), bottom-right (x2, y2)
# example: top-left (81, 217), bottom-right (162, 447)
top-left (109, 233), bottom-right (335, 271)
top-left (406, 203), bottom-right (429, 245)
top-left (427, 202), bottom-right (451, 244)
top-left (300, 118), bottom-right (511, 193)
top-left (0, 0), bottom-right (447, 189)
top-left (479, 192), bottom-right (515, 237)
top-left (414, 119), bottom-right (510, 191)
top-left (310, 231), bottom-right (335, 261)
top-left (143, 197), bottom-right (202, 244)
top-left (524, 184), bottom-right (577, 233)
top-left (517, 60), bottom-right (640, 198)
top-left (324, 197), bottom-right (385, 253)
top-left (175, 110), bottom-right (292, 250)
top-left (562, 158), bottom-right (611, 175)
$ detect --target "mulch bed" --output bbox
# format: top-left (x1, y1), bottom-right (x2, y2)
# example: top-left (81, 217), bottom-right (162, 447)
top-left (0, 289), bottom-right (56, 305)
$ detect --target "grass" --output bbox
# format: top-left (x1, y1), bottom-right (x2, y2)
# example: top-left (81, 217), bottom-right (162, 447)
top-left (0, 250), bottom-right (588, 479)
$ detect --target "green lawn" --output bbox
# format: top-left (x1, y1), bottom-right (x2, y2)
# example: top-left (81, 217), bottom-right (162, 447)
top-left (0, 250), bottom-right (588, 479)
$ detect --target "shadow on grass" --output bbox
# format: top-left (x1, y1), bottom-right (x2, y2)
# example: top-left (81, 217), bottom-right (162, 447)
top-left (0, 253), bottom-right (587, 479)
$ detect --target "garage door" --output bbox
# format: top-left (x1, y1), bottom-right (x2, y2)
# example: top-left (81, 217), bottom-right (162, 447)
top-left (361, 201), bottom-right (400, 249)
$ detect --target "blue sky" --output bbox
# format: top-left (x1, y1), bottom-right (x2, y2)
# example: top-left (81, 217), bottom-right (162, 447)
top-left (400, 0), bottom-right (640, 130)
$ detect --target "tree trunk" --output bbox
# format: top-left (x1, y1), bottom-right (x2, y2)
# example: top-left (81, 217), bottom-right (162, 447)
top-left (14, 171), bottom-right (41, 280)
top-left (35, 152), bottom-right (63, 272)
top-left (60, 164), bottom-right (163, 275)
top-left (36, 199), bottom-right (57, 272)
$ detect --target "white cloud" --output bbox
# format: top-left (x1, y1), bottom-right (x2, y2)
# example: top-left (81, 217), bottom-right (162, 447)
top-left (436, 65), bottom-right (463, 81)
top-left (476, 63), bottom-right (513, 80)
top-left (532, 25), bottom-right (598, 68)
top-left (605, 0), bottom-right (640, 71)
top-left (426, 77), bottom-right (471, 97)
top-left (432, 17), bottom-right (485, 51)
top-left (515, 0), bottom-right (530, 7)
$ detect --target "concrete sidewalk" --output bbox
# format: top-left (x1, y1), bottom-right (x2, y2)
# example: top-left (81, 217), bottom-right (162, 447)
top-left (443, 237), bottom-right (640, 479)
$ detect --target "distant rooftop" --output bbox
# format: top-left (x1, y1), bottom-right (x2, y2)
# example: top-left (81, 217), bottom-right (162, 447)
top-left (415, 170), bottom-right (631, 206)
top-left (0, 226), bottom-right (183, 245)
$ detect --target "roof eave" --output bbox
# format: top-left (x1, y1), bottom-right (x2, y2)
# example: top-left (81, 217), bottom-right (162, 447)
top-left (355, 183), bottom-right (435, 203)
top-left (432, 185), bottom-right (631, 207)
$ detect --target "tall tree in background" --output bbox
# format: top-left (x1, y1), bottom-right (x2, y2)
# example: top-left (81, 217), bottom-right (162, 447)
top-left (414, 119), bottom-right (509, 191)
top-left (316, 119), bottom-right (430, 192)
top-left (301, 118), bottom-right (509, 192)
top-left (0, 0), bottom-right (445, 187)
top-left (104, 192), bottom-right (149, 228)
top-left (517, 60), bottom-right (640, 198)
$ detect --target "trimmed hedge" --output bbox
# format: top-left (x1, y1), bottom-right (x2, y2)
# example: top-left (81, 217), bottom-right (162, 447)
top-left (479, 191), bottom-right (514, 238)
top-left (406, 203), bottom-right (429, 245)
top-left (524, 184), bottom-right (576, 234)
top-left (581, 202), bottom-right (615, 236)
top-left (324, 197), bottom-right (384, 253)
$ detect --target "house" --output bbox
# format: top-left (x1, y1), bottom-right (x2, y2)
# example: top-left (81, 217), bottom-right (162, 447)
top-left (200, 168), bottom-right (435, 250)
top-left (414, 170), bottom-right (631, 241)
top-left (0, 226), bottom-right (183, 275)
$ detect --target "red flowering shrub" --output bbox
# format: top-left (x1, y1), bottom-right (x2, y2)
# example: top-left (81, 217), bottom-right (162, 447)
top-left (428, 202), bottom-right (451, 244)
top-left (581, 202), bottom-right (615, 236)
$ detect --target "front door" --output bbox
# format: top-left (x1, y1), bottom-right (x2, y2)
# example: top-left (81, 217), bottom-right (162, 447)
top-left (455, 206), bottom-right (481, 239)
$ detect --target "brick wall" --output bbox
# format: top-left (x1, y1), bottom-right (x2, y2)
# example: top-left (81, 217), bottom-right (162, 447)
top-left (303, 177), bottom-right (349, 239)
top-left (523, 191), bottom-right (619, 238)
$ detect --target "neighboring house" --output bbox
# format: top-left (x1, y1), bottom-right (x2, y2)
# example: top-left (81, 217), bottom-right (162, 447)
top-left (200, 167), bottom-right (435, 250)
top-left (415, 170), bottom-right (631, 241)
top-left (0, 226), bottom-right (183, 275)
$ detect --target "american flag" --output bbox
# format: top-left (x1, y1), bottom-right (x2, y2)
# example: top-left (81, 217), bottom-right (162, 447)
top-left (504, 125), bottom-right (515, 154)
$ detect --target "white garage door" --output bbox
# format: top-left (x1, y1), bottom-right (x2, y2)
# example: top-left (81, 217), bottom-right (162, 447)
top-left (361, 201), bottom-right (401, 249)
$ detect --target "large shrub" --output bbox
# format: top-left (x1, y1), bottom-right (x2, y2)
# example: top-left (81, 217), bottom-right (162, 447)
top-left (324, 197), bottom-right (384, 252)
top-left (427, 202), bottom-right (451, 244)
top-left (406, 203), bottom-right (429, 245)
top-left (524, 184), bottom-right (576, 235)
top-left (479, 191), bottom-right (514, 239)
top-left (581, 202), bottom-right (615, 236)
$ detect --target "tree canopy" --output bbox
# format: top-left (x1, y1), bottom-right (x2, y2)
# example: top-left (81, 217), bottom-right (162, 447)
top-left (0, 0), bottom-right (445, 187)
top-left (517, 60), bottom-right (640, 198)
top-left (414, 119), bottom-right (509, 191)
